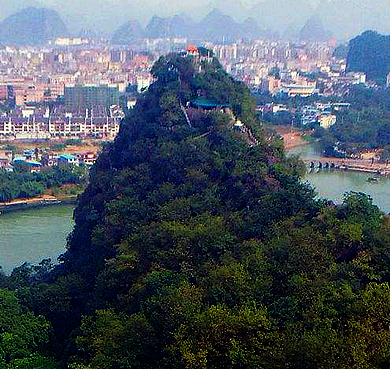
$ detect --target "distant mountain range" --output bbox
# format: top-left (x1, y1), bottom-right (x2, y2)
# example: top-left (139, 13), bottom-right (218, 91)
top-left (111, 8), bottom-right (333, 45)
top-left (112, 9), bottom-right (278, 44)
top-left (2, 0), bottom-right (390, 40)
top-left (316, 0), bottom-right (390, 41)
top-left (111, 21), bottom-right (145, 45)
top-left (0, 5), bottom-right (333, 46)
top-left (0, 7), bottom-right (68, 45)
top-left (250, 0), bottom-right (314, 33)
top-left (0, 4), bottom-right (386, 47)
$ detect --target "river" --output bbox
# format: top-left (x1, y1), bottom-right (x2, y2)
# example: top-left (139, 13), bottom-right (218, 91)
top-left (0, 204), bottom-right (74, 275)
top-left (290, 143), bottom-right (390, 213)
top-left (1, 145), bottom-right (390, 274)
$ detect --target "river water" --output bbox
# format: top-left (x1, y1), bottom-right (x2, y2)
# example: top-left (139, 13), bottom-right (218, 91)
top-left (289, 144), bottom-right (390, 213)
top-left (0, 204), bottom-right (74, 275)
top-left (1, 145), bottom-right (390, 274)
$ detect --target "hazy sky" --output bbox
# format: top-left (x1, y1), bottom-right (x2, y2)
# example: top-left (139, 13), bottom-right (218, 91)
top-left (0, 0), bottom-right (319, 27)
top-left (1, 0), bottom-right (389, 40)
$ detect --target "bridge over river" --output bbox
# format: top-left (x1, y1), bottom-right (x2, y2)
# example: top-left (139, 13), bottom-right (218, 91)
top-left (288, 143), bottom-right (390, 213)
top-left (302, 157), bottom-right (390, 176)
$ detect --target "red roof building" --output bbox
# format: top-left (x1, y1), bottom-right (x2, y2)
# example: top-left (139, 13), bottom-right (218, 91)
top-left (187, 45), bottom-right (199, 56)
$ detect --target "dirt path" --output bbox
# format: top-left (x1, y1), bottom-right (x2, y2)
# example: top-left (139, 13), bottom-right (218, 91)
top-left (0, 194), bottom-right (58, 206)
top-left (283, 132), bottom-right (309, 150)
top-left (267, 125), bottom-right (311, 150)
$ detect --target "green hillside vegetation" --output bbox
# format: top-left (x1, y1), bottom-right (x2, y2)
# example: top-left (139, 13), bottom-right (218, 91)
top-left (333, 43), bottom-right (349, 59)
top-left (0, 166), bottom-right (87, 202)
top-left (0, 289), bottom-right (59, 368)
top-left (347, 30), bottom-right (390, 84)
top-left (2, 52), bottom-right (390, 368)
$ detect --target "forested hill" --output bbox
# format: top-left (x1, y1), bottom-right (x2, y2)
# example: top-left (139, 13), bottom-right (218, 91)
top-left (63, 51), bottom-right (310, 279)
top-left (3, 52), bottom-right (390, 368)
top-left (347, 30), bottom-right (390, 84)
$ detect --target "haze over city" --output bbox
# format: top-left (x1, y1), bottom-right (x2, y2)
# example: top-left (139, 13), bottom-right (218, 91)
top-left (1, 0), bottom-right (390, 39)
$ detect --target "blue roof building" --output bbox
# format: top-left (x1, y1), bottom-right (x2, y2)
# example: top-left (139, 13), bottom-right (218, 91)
top-left (58, 154), bottom-right (79, 165)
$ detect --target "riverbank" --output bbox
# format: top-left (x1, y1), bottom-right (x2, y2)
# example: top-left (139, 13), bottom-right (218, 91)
top-left (268, 125), bottom-right (314, 150)
top-left (289, 143), bottom-right (390, 213)
top-left (0, 194), bottom-right (77, 213)
top-left (284, 132), bottom-right (312, 150)
top-left (280, 130), bottom-right (390, 176)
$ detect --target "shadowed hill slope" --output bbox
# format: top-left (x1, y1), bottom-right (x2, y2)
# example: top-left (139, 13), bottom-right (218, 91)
top-left (347, 30), bottom-right (390, 83)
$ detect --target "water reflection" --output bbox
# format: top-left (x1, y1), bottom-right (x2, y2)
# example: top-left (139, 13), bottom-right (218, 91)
top-left (289, 144), bottom-right (390, 213)
top-left (0, 204), bottom-right (74, 274)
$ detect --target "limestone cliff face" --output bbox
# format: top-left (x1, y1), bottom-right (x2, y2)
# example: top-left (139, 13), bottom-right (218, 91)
top-left (112, 9), bottom-right (273, 43)
top-left (111, 20), bottom-right (144, 44)
top-left (299, 16), bottom-right (332, 42)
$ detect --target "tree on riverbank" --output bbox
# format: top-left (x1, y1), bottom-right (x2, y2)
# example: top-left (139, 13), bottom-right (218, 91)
top-left (309, 86), bottom-right (390, 156)
top-left (0, 166), bottom-right (87, 202)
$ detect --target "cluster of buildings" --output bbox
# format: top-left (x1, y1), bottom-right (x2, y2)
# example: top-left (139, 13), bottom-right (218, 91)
top-left (0, 39), bottom-right (160, 141)
top-left (0, 38), bottom-right (365, 112)
top-left (0, 35), bottom-right (374, 141)
top-left (259, 101), bottom-right (352, 128)
top-left (0, 104), bottom-right (122, 140)
top-left (300, 103), bottom-right (339, 128)
top-left (125, 37), bottom-right (368, 98)
top-left (0, 148), bottom-right (98, 172)
top-left (203, 40), bottom-right (368, 97)
top-left (302, 102), bottom-right (351, 128)
top-left (0, 41), bottom-right (155, 108)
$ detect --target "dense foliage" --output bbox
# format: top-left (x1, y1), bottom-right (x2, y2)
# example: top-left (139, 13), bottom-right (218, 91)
top-left (261, 110), bottom-right (301, 127)
top-left (0, 289), bottom-right (58, 368)
top-left (333, 43), bottom-right (349, 59)
top-left (2, 52), bottom-right (390, 368)
top-left (347, 30), bottom-right (390, 84)
top-left (0, 166), bottom-right (87, 202)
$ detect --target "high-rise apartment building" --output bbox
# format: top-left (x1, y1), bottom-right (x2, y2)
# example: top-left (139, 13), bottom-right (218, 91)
top-left (64, 85), bottom-right (119, 109)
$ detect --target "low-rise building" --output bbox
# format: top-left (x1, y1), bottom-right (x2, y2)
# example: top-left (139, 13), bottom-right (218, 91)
top-left (319, 114), bottom-right (337, 129)
top-left (77, 152), bottom-right (97, 167)
top-left (0, 109), bottom-right (121, 140)
top-left (58, 154), bottom-right (79, 166)
top-left (281, 83), bottom-right (317, 97)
